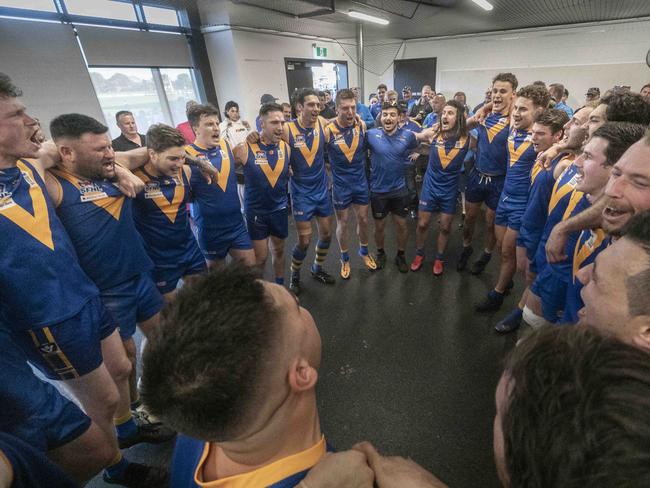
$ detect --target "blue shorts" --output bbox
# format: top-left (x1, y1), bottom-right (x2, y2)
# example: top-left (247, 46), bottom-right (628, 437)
top-left (13, 296), bottom-right (115, 380)
top-left (246, 208), bottom-right (289, 241)
top-left (199, 220), bottom-right (253, 261)
top-left (153, 248), bottom-right (206, 295)
top-left (464, 169), bottom-right (505, 211)
top-left (418, 178), bottom-right (457, 214)
top-left (531, 265), bottom-right (568, 324)
top-left (517, 226), bottom-right (543, 263)
top-left (1, 330), bottom-right (91, 452)
top-left (495, 194), bottom-right (528, 231)
top-left (332, 184), bottom-right (369, 210)
top-left (291, 189), bottom-right (334, 222)
top-left (101, 273), bottom-right (164, 339)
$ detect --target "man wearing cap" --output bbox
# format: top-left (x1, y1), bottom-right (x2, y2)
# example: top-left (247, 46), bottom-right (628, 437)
top-left (402, 86), bottom-right (416, 112)
top-left (585, 87), bottom-right (600, 106)
top-left (256, 94), bottom-right (278, 131)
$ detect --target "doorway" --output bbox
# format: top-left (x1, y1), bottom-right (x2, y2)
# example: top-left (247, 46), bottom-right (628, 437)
top-left (394, 57), bottom-right (437, 98)
top-left (285, 58), bottom-right (349, 102)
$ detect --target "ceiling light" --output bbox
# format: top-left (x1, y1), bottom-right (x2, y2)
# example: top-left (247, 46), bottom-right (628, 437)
top-left (471, 0), bottom-right (494, 11)
top-left (347, 10), bottom-right (389, 25)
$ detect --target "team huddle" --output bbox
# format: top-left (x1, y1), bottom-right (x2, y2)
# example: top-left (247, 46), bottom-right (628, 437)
top-left (2, 64), bottom-right (650, 488)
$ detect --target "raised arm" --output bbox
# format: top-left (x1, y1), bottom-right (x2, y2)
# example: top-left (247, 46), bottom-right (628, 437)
top-left (114, 147), bottom-right (149, 170)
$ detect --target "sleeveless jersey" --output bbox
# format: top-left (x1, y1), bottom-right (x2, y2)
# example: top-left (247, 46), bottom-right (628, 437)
top-left (475, 111), bottom-right (510, 176)
top-left (532, 160), bottom-right (579, 270)
top-left (186, 140), bottom-right (241, 231)
top-left (50, 168), bottom-right (153, 290)
top-left (424, 134), bottom-right (470, 195)
top-left (286, 117), bottom-right (329, 195)
top-left (242, 139), bottom-right (291, 214)
top-left (132, 164), bottom-right (200, 268)
top-left (0, 160), bottom-right (98, 329)
top-left (504, 127), bottom-right (537, 198)
top-left (324, 120), bottom-right (367, 190)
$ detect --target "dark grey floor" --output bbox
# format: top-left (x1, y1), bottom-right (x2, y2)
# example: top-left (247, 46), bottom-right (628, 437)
top-left (89, 208), bottom-right (521, 488)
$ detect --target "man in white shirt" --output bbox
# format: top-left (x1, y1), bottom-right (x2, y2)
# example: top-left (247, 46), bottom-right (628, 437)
top-left (219, 101), bottom-right (252, 209)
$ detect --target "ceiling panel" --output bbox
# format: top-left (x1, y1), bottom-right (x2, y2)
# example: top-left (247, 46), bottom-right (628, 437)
top-left (198, 0), bottom-right (650, 41)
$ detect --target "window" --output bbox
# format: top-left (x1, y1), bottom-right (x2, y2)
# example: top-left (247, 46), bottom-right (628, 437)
top-left (143, 5), bottom-right (179, 26)
top-left (65, 0), bottom-right (136, 21)
top-left (89, 67), bottom-right (201, 136)
top-left (0, 0), bottom-right (55, 11)
top-left (160, 68), bottom-right (200, 126)
top-left (89, 67), bottom-right (167, 138)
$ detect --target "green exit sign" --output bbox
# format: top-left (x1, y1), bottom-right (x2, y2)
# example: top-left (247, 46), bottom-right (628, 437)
top-left (313, 45), bottom-right (328, 58)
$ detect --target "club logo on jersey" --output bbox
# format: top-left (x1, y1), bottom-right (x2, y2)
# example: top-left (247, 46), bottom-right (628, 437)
top-left (220, 149), bottom-right (227, 159)
top-left (277, 149), bottom-right (284, 159)
top-left (255, 151), bottom-right (269, 165)
top-left (293, 134), bottom-right (306, 148)
top-left (79, 181), bottom-right (109, 202)
top-left (499, 117), bottom-right (508, 124)
top-left (144, 182), bottom-right (163, 199)
top-left (0, 183), bottom-right (16, 210)
top-left (20, 171), bottom-right (36, 187)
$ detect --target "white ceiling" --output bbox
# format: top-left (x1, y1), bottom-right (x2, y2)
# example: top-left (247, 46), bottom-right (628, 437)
top-left (196, 0), bottom-right (650, 42)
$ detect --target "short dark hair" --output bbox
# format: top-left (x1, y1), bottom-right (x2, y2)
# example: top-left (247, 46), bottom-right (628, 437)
top-left (50, 113), bottom-right (108, 140)
top-left (492, 72), bottom-right (518, 91)
top-left (532, 80), bottom-right (547, 89)
top-left (0, 73), bottom-right (22, 99)
top-left (601, 92), bottom-right (650, 125)
top-left (516, 84), bottom-right (551, 109)
top-left (146, 124), bottom-right (185, 153)
top-left (549, 83), bottom-right (564, 102)
top-left (377, 83), bottom-right (388, 91)
top-left (441, 100), bottom-right (468, 140)
top-left (564, 88), bottom-right (569, 97)
top-left (223, 100), bottom-right (239, 117)
top-left (259, 102), bottom-right (284, 118)
top-left (187, 104), bottom-right (219, 130)
top-left (623, 210), bottom-right (650, 316)
top-left (115, 110), bottom-right (133, 123)
top-left (295, 88), bottom-right (319, 107)
top-left (535, 108), bottom-right (570, 133)
top-left (591, 121), bottom-right (646, 166)
top-left (381, 101), bottom-right (401, 113)
top-left (335, 88), bottom-right (356, 107)
top-left (318, 91), bottom-right (326, 98)
top-left (641, 83), bottom-right (650, 92)
top-left (140, 266), bottom-right (281, 441)
top-left (503, 325), bottom-right (650, 488)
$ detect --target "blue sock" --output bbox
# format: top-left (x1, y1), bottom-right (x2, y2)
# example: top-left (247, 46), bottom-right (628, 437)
top-left (435, 252), bottom-right (444, 260)
top-left (312, 239), bottom-right (330, 273)
top-left (416, 248), bottom-right (425, 256)
top-left (358, 244), bottom-right (369, 256)
top-left (341, 251), bottom-right (350, 262)
top-left (275, 277), bottom-right (285, 285)
top-left (115, 416), bottom-right (138, 440)
top-left (291, 245), bottom-right (307, 279)
top-left (104, 454), bottom-right (130, 480)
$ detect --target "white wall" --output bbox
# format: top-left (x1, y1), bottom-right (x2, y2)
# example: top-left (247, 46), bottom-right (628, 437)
top-left (363, 20), bottom-right (650, 109)
top-left (203, 29), bottom-right (358, 123)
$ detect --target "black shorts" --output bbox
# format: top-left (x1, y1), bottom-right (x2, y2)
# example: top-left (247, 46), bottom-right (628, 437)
top-left (370, 190), bottom-right (409, 219)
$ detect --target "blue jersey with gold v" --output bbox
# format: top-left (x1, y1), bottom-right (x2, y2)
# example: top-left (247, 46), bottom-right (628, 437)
top-left (243, 140), bottom-right (291, 215)
top-left (186, 141), bottom-right (241, 230)
top-left (475, 111), bottom-right (510, 176)
top-left (50, 167), bottom-right (153, 290)
top-left (286, 117), bottom-right (329, 194)
top-left (324, 120), bottom-right (367, 190)
top-left (0, 160), bottom-right (98, 330)
top-left (504, 127), bottom-right (537, 198)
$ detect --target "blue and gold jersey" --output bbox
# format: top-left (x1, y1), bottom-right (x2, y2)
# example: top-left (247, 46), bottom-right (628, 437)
top-left (50, 167), bottom-right (153, 290)
top-left (186, 140), bottom-right (241, 231)
top-left (504, 127), bottom-right (537, 198)
top-left (132, 164), bottom-right (200, 268)
top-left (572, 228), bottom-right (609, 280)
top-left (475, 111), bottom-right (510, 176)
top-left (171, 435), bottom-right (327, 488)
top-left (324, 120), bottom-right (367, 190)
top-left (243, 140), bottom-right (291, 215)
top-left (286, 117), bottom-right (329, 194)
top-left (0, 160), bottom-right (98, 330)
top-left (520, 155), bottom-right (568, 256)
top-left (423, 134), bottom-right (470, 195)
